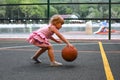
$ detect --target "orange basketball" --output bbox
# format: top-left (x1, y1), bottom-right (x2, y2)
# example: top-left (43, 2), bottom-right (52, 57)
top-left (62, 46), bottom-right (78, 62)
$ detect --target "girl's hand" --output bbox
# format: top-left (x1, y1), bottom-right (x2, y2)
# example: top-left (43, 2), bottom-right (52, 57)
top-left (56, 40), bottom-right (62, 43)
top-left (67, 43), bottom-right (73, 48)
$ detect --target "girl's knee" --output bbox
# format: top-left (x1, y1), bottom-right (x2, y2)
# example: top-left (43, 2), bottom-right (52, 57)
top-left (47, 45), bottom-right (53, 49)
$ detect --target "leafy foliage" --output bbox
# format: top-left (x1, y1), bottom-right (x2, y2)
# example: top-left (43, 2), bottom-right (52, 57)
top-left (0, 0), bottom-right (120, 21)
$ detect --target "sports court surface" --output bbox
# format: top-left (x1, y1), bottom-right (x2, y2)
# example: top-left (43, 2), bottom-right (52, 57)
top-left (0, 39), bottom-right (120, 80)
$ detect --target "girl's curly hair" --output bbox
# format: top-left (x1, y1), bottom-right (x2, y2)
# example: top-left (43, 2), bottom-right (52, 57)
top-left (49, 14), bottom-right (64, 25)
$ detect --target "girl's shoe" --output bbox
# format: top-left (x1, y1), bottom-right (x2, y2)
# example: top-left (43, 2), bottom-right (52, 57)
top-left (31, 57), bottom-right (42, 63)
top-left (50, 61), bottom-right (63, 66)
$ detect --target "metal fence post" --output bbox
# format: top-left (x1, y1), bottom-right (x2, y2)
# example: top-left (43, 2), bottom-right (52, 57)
top-left (109, 0), bottom-right (111, 40)
top-left (47, 0), bottom-right (50, 22)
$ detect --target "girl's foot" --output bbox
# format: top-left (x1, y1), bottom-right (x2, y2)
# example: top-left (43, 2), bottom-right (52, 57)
top-left (50, 61), bottom-right (63, 66)
top-left (31, 57), bottom-right (42, 63)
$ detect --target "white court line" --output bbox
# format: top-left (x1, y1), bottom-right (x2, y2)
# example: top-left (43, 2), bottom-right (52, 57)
top-left (0, 42), bottom-right (118, 50)
top-left (0, 43), bottom-right (93, 49)
top-left (0, 45), bottom-right (34, 50)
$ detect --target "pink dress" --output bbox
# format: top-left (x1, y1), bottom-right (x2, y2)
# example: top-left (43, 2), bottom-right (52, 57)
top-left (27, 25), bottom-right (54, 47)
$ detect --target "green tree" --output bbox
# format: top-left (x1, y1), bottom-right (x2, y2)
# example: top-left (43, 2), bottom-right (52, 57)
top-left (111, 5), bottom-right (120, 18)
top-left (49, 6), bottom-right (58, 17)
top-left (1, 0), bottom-right (120, 23)
top-left (5, 0), bottom-right (20, 4)
top-left (53, 5), bottom-right (73, 15)
top-left (97, 4), bottom-right (109, 18)
top-left (19, 0), bottom-right (46, 18)
top-left (86, 7), bottom-right (101, 18)
top-left (5, 0), bottom-right (21, 19)
top-left (79, 5), bottom-right (89, 18)
top-left (0, 0), bottom-right (6, 18)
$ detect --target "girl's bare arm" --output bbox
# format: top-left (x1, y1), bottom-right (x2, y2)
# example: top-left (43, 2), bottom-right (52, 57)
top-left (50, 26), bottom-right (71, 46)
top-left (50, 36), bottom-right (62, 43)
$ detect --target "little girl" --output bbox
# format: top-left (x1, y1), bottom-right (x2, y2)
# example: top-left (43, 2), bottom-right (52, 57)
top-left (27, 14), bottom-right (73, 66)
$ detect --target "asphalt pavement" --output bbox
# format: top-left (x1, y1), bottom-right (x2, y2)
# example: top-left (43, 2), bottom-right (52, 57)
top-left (0, 40), bottom-right (120, 80)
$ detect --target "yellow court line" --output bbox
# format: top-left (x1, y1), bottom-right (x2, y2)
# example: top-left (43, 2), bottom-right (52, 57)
top-left (98, 42), bottom-right (114, 80)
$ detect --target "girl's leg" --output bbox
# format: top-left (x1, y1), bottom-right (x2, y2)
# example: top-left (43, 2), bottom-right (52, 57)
top-left (32, 45), bottom-right (62, 66)
top-left (47, 45), bottom-right (62, 66)
top-left (47, 46), bottom-right (55, 62)
top-left (32, 47), bottom-right (47, 59)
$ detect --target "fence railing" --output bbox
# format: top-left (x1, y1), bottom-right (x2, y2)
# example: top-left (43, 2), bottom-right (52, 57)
top-left (0, 1), bottom-right (120, 40)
